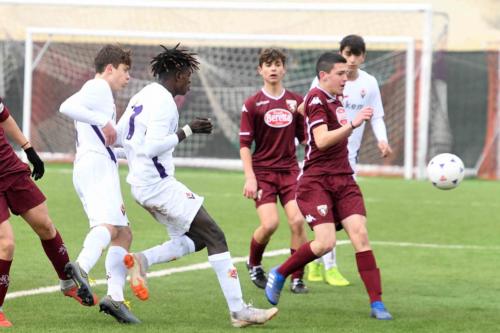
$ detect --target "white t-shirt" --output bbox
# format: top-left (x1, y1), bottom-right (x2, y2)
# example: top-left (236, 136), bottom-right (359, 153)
top-left (117, 82), bottom-right (180, 187)
top-left (310, 69), bottom-right (388, 163)
top-left (59, 78), bottom-right (117, 161)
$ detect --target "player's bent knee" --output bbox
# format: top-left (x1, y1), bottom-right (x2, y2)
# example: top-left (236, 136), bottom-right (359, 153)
top-left (260, 220), bottom-right (279, 235)
top-left (0, 237), bottom-right (15, 258)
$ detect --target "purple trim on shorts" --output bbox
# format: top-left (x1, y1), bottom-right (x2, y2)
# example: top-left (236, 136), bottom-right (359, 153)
top-left (152, 156), bottom-right (167, 178)
top-left (126, 105), bottom-right (143, 140)
top-left (91, 125), bottom-right (117, 163)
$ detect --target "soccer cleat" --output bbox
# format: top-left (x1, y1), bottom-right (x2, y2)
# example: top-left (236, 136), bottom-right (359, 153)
top-left (264, 267), bottom-right (285, 306)
top-left (0, 312), bottom-right (12, 327)
top-left (99, 295), bottom-right (141, 324)
top-left (290, 278), bottom-right (309, 294)
top-left (246, 263), bottom-right (267, 289)
top-left (64, 261), bottom-right (96, 306)
top-left (306, 262), bottom-right (323, 282)
top-left (124, 253), bottom-right (149, 301)
top-left (230, 303), bottom-right (278, 328)
top-left (62, 283), bottom-right (98, 306)
top-left (324, 267), bottom-right (350, 286)
top-left (370, 301), bottom-right (393, 320)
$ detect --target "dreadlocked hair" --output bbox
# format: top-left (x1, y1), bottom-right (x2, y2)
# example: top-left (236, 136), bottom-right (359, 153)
top-left (151, 43), bottom-right (200, 80)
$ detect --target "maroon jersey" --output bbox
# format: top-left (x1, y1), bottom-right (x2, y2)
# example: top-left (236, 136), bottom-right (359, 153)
top-left (239, 89), bottom-right (304, 172)
top-left (0, 102), bottom-right (30, 181)
top-left (302, 87), bottom-right (353, 176)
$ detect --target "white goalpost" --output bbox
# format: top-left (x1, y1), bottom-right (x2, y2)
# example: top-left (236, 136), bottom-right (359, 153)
top-left (1, 1), bottom-right (446, 179)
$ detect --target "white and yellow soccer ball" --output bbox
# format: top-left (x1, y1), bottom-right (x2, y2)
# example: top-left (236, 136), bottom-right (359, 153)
top-left (427, 153), bottom-right (465, 190)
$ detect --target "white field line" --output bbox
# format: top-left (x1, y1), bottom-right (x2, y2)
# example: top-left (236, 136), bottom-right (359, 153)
top-left (6, 240), bottom-right (500, 300)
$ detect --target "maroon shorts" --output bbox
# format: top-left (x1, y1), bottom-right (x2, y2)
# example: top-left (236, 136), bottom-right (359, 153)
top-left (254, 169), bottom-right (298, 208)
top-left (0, 170), bottom-right (46, 222)
top-left (296, 173), bottom-right (366, 230)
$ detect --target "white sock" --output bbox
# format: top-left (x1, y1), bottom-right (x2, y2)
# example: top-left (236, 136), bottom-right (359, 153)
top-left (142, 235), bottom-right (195, 266)
top-left (105, 246), bottom-right (127, 302)
top-left (321, 247), bottom-right (338, 270)
top-left (77, 225), bottom-right (111, 273)
top-left (208, 252), bottom-right (245, 312)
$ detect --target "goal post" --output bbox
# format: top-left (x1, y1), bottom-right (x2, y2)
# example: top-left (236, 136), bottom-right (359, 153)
top-left (0, 1), bottom-right (448, 178)
top-left (23, 27), bottom-right (417, 178)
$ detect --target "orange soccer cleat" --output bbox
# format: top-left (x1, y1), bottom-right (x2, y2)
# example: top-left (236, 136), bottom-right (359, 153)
top-left (0, 312), bottom-right (12, 327)
top-left (62, 285), bottom-right (98, 306)
top-left (124, 253), bottom-right (149, 301)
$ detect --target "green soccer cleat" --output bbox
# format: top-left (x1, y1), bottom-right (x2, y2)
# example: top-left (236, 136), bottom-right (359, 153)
top-left (324, 267), bottom-right (350, 286)
top-left (306, 262), bottom-right (323, 282)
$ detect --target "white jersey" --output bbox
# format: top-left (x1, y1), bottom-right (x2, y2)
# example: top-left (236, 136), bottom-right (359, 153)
top-left (117, 82), bottom-right (180, 187)
top-left (310, 69), bottom-right (388, 167)
top-left (59, 78), bottom-right (117, 162)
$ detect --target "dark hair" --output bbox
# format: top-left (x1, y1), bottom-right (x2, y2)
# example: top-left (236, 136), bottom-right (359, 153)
top-left (151, 43), bottom-right (200, 81)
top-left (316, 52), bottom-right (347, 78)
top-left (258, 48), bottom-right (287, 66)
top-left (94, 44), bottom-right (131, 73)
top-left (339, 34), bottom-right (366, 56)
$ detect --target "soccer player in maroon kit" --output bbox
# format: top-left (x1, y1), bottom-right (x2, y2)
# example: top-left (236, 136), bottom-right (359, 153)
top-left (240, 48), bottom-right (309, 293)
top-left (0, 97), bottom-right (93, 326)
top-left (264, 53), bottom-right (393, 320)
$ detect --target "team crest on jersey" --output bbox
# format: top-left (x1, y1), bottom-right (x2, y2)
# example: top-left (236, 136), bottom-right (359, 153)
top-left (264, 109), bottom-right (293, 128)
top-left (360, 89), bottom-right (366, 98)
top-left (186, 192), bottom-right (195, 199)
top-left (228, 267), bottom-right (238, 279)
top-left (317, 204), bottom-right (328, 217)
top-left (120, 204), bottom-right (126, 216)
top-left (335, 107), bottom-right (348, 125)
top-left (285, 99), bottom-right (298, 112)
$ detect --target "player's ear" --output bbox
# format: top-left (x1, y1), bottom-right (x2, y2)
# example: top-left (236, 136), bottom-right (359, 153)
top-left (104, 63), bottom-right (115, 74)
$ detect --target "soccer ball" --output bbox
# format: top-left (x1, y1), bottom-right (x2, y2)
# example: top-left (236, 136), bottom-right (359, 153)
top-left (427, 153), bottom-right (465, 190)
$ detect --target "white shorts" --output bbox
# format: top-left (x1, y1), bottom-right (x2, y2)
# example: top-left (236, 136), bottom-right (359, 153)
top-left (131, 177), bottom-right (204, 238)
top-left (73, 152), bottom-right (129, 228)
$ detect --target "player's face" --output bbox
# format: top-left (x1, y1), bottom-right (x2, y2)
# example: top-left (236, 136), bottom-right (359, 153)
top-left (340, 47), bottom-right (365, 72)
top-left (321, 62), bottom-right (348, 95)
top-left (108, 63), bottom-right (130, 91)
top-left (258, 59), bottom-right (286, 85)
top-left (175, 70), bottom-right (192, 96)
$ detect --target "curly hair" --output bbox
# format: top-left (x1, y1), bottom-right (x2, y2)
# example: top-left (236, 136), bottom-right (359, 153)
top-left (151, 43), bottom-right (199, 80)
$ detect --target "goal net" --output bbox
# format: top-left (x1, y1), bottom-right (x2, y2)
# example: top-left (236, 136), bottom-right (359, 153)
top-left (0, 1), bottom-right (449, 179)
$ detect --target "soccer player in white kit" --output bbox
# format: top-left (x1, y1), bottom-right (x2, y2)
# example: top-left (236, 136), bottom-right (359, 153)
top-left (305, 35), bottom-right (393, 287)
top-left (59, 45), bottom-right (140, 323)
top-left (116, 44), bottom-right (278, 328)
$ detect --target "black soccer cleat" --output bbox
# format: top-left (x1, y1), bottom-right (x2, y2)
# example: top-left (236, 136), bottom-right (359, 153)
top-left (99, 295), bottom-right (141, 324)
top-left (290, 278), bottom-right (309, 294)
top-left (246, 263), bottom-right (268, 289)
top-left (64, 261), bottom-right (95, 306)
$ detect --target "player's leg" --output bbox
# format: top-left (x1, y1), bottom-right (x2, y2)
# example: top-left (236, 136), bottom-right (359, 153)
top-left (247, 202), bottom-right (279, 289)
top-left (188, 206), bottom-right (278, 327)
top-left (341, 214), bottom-right (391, 320)
top-left (0, 214), bottom-right (14, 327)
top-left (282, 199), bottom-right (308, 293)
top-left (99, 225), bottom-right (140, 324)
top-left (266, 223), bottom-right (335, 305)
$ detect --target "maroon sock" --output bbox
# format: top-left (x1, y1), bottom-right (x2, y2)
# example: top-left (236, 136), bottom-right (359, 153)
top-left (356, 250), bottom-right (382, 303)
top-left (0, 259), bottom-right (12, 307)
top-left (277, 242), bottom-right (318, 278)
top-left (41, 230), bottom-right (70, 280)
top-left (248, 237), bottom-right (267, 267)
top-left (290, 248), bottom-right (305, 280)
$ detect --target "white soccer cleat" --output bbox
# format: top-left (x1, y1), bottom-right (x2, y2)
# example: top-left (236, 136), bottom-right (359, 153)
top-left (230, 304), bottom-right (278, 328)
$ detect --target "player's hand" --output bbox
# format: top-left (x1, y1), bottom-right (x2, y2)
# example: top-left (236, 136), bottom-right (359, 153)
top-left (297, 102), bottom-right (305, 115)
top-left (189, 117), bottom-right (213, 134)
top-left (24, 147), bottom-right (45, 180)
top-left (378, 140), bottom-right (393, 158)
top-left (243, 177), bottom-right (258, 199)
top-left (352, 107), bottom-right (373, 128)
top-left (101, 122), bottom-right (117, 146)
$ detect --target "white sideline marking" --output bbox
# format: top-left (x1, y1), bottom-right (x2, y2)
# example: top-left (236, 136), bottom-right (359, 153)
top-left (5, 240), bottom-right (500, 300)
